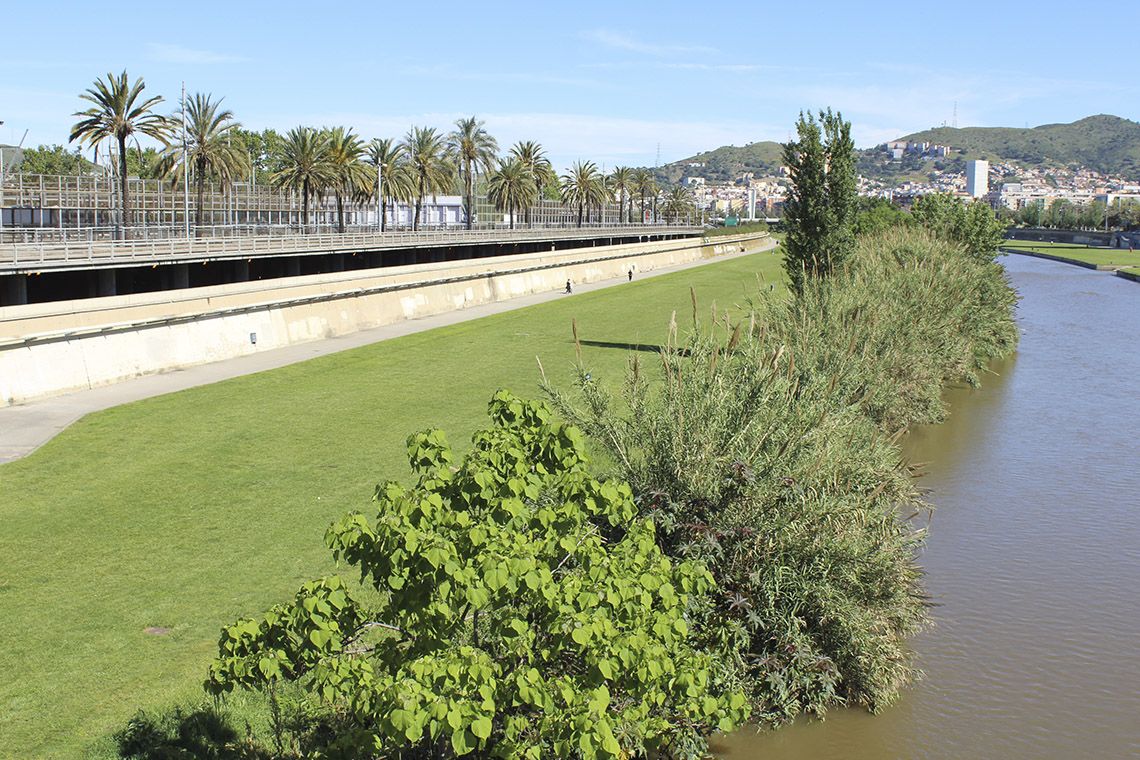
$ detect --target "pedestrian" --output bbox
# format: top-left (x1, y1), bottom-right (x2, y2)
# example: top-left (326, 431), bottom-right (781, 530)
top-left (628, 268), bottom-right (633, 282)
top-left (565, 279), bottom-right (572, 294)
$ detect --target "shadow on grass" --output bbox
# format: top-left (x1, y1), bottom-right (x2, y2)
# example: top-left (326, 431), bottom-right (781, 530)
top-left (579, 340), bottom-right (690, 357)
top-left (114, 705), bottom-right (268, 759)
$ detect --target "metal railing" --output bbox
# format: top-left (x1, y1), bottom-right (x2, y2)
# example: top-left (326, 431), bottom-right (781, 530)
top-left (0, 223), bottom-right (702, 270)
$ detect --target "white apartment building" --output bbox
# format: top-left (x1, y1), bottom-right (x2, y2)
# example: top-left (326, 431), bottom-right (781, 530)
top-left (966, 160), bottom-right (989, 198)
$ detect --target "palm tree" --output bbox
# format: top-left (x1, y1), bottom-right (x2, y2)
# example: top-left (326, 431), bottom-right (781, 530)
top-left (632, 168), bottom-right (656, 225)
top-left (609, 167), bottom-right (634, 224)
top-left (325, 127), bottom-right (372, 233)
top-left (509, 140), bottom-right (556, 225)
top-left (487, 158), bottom-right (538, 230)
top-left (157, 93), bottom-right (247, 235)
top-left (271, 127), bottom-right (334, 233)
top-left (560, 161), bottom-right (607, 228)
top-left (70, 70), bottom-right (168, 239)
top-left (662, 186), bottom-right (695, 223)
top-left (401, 127), bottom-right (454, 231)
top-left (448, 117), bottom-right (498, 230)
top-left (367, 138), bottom-right (414, 231)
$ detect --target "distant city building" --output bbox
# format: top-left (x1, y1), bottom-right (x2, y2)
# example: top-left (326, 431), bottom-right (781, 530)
top-left (883, 140), bottom-right (951, 162)
top-left (966, 160), bottom-right (989, 198)
top-left (681, 176), bottom-right (706, 187)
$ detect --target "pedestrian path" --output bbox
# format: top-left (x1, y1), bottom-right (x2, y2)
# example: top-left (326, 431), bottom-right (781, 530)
top-left (0, 239), bottom-right (775, 462)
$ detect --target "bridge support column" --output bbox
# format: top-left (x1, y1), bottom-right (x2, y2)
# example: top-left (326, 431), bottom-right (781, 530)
top-left (234, 260), bottom-right (250, 282)
top-left (3, 274), bottom-right (28, 306)
top-left (171, 264), bottom-right (189, 290)
top-left (97, 269), bottom-right (117, 297)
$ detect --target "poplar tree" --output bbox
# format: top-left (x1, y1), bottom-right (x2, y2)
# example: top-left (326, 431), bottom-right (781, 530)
top-left (782, 109), bottom-right (857, 294)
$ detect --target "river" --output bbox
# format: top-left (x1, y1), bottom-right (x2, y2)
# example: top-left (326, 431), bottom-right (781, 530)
top-left (714, 254), bottom-right (1140, 758)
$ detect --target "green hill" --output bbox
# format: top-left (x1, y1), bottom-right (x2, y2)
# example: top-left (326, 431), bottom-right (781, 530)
top-left (899, 115), bottom-right (1140, 178)
top-left (648, 115), bottom-right (1140, 186)
top-left (652, 141), bottom-right (784, 185)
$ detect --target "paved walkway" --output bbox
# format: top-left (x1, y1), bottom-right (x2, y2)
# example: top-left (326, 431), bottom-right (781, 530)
top-left (0, 239), bottom-right (776, 462)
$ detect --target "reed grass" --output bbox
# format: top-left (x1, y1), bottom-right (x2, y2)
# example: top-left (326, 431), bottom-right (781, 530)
top-left (549, 227), bottom-right (1020, 722)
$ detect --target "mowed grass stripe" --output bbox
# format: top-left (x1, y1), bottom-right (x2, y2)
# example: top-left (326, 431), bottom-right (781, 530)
top-left (0, 251), bottom-right (785, 757)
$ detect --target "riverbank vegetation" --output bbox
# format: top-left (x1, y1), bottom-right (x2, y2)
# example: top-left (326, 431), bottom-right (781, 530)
top-left (550, 226), bottom-right (1018, 730)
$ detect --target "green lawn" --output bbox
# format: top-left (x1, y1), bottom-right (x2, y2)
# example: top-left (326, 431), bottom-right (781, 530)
top-left (0, 251), bottom-right (786, 758)
top-left (1001, 240), bottom-right (1140, 269)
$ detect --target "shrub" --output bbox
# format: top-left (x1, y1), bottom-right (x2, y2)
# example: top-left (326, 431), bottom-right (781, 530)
top-left (205, 392), bottom-right (747, 759)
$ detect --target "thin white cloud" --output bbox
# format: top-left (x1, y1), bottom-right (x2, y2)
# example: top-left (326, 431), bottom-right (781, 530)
top-left (146, 43), bottom-right (246, 65)
top-left (583, 29), bottom-right (716, 56)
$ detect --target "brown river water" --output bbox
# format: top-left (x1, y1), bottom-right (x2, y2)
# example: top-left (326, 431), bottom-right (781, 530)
top-left (714, 254), bottom-right (1140, 759)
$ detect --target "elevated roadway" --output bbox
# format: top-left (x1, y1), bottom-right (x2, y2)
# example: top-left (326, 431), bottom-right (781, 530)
top-left (0, 224), bottom-right (700, 274)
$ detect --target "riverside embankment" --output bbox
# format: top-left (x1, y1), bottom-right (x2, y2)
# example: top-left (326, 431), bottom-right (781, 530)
top-left (0, 232), bottom-right (770, 407)
top-left (1000, 240), bottom-right (1140, 282)
top-left (715, 252), bottom-right (1140, 759)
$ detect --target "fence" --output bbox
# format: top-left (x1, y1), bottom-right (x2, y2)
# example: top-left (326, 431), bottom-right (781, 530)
top-left (0, 224), bottom-right (701, 270)
top-left (0, 172), bottom-right (679, 243)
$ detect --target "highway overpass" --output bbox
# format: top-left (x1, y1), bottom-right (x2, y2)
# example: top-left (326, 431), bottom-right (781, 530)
top-left (0, 224), bottom-right (701, 306)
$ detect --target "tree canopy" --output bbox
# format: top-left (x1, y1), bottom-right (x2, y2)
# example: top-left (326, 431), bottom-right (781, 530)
top-left (781, 109), bottom-right (857, 294)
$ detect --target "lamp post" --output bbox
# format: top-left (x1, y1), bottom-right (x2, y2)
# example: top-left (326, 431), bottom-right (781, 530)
top-left (376, 158), bottom-right (383, 232)
top-left (181, 82), bottom-right (190, 239)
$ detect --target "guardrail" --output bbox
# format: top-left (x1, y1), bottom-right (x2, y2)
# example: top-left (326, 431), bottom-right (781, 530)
top-left (0, 224), bottom-right (701, 271)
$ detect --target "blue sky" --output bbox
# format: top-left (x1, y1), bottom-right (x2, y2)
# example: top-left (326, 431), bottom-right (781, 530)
top-left (4, 0), bottom-right (1137, 171)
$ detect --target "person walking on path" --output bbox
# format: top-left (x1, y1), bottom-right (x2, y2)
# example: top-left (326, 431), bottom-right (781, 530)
top-left (565, 279), bottom-right (572, 294)
top-left (628, 268), bottom-right (633, 281)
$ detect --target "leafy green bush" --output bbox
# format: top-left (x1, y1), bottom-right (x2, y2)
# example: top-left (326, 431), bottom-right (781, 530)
top-left (205, 391), bottom-right (746, 759)
top-left (911, 193), bottom-right (1008, 261)
top-left (548, 227), bottom-right (1018, 723)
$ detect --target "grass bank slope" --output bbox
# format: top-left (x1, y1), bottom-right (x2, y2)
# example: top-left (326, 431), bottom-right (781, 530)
top-left (0, 251), bottom-right (784, 758)
top-left (1002, 240), bottom-right (1140, 269)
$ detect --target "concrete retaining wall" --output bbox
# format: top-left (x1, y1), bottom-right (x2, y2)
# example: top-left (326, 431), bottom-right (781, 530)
top-left (0, 233), bottom-right (769, 406)
top-left (1006, 228), bottom-right (1117, 247)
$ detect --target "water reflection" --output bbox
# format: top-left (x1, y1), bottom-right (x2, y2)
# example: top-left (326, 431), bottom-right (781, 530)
top-left (718, 255), bottom-right (1140, 759)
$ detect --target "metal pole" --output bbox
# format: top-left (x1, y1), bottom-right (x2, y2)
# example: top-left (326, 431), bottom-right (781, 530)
top-left (182, 82), bottom-right (190, 238)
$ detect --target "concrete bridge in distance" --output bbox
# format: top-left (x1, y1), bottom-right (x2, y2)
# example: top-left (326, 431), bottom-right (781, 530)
top-left (0, 224), bottom-right (702, 306)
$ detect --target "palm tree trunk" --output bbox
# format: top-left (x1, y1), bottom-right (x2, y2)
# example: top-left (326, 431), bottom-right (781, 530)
top-left (415, 176), bottom-right (424, 231)
top-left (577, 201), bottom-right (583, 228)
top-left (195, 159), bottom-right (206, 238)
top-left (465, 164), bottom-right (474, 230)
top-left (118, 135), bottom-right (129, 240)
top-left (336, 191), bottom-right (345, 233)
top-left (381, 197), bottom-right (387, 232)
top-left (303, 180), bottom-right (310, 234)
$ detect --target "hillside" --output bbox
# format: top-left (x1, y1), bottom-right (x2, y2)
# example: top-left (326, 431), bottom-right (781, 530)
top-left (899, 115), bottom-right (1140, 178)
top-left (650, 115), bottom-right (1140, 186)
top-left (652, 141), bottom-right (784, 185)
